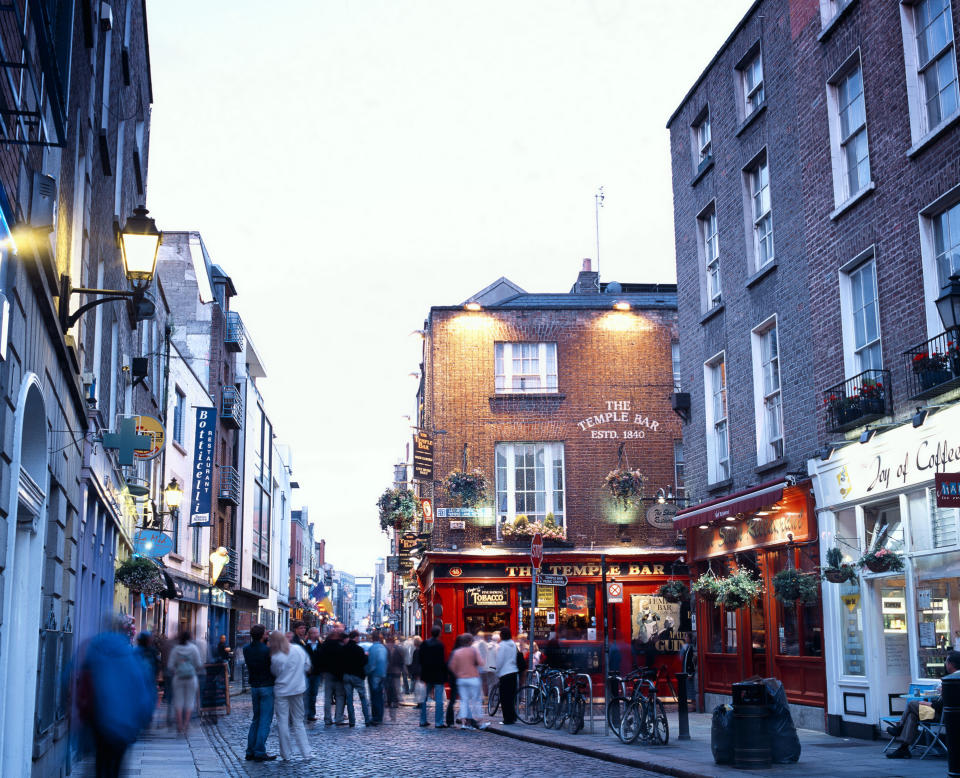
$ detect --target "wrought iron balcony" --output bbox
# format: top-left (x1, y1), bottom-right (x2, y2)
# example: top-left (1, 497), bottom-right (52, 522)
top-left (218, 465), bottom-right (240, 505)
top-left (225, 311), bottom-right (245, 353)
top-left (823, 369), bottom-right (891, 433)
top-left (903, 328), bottom-right (960, 400)
top-left (218, 547), bottom-right (238, 586)
top-left (220, 386), bottom-right (243, 429)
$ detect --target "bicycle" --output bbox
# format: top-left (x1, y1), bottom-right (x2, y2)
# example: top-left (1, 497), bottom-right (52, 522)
top-left (487, 679), bottom-right (501, 716)
top-left (606, 669), bottom-right (641, 735)
top-left (518, 666), bottom-right (562, 724)
top-left (544, 669), bottom-right (589, 734)
top-left (620, 676), bottom-right (669, 745)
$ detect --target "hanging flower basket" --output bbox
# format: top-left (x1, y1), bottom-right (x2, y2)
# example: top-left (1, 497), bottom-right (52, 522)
top-left (691, 573), bottom-right (724, 603)
top-left (772, 568), bottom-right (820, 607)
top-left (857, 547), bottom-right (904, 574)
top-left (445, 468), bottom-right (488, 508)
top-left (820, 547), bottom-right (858, 585)
top-left (657, 581), bottom-right (690, 603)
top-left (718, 569), bottom-right (762, 610)
top-left (376, 488), bottom-right (420, 532)
top-left (115, 556), bottom-right (166, 595)
top-left (604, 468), bottom-right (645, 507)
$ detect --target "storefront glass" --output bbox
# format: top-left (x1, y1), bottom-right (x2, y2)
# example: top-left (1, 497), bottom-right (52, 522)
top-left (913, 551), bottom-right (960, 679)
top-left (464, 610), bottom-right (509, 635)
top-left (773, 549), bottom-right (823, 657)
top-left (705, 602), bottom-right (737, 654)
top-left (838, 581), bottom-right (865, 675)
top-left (879, 577), bottom-right (910, 675)
top-left (864, 501), bottom-right (904, 553)
top-left (559, 584), bottom-right (594, 640)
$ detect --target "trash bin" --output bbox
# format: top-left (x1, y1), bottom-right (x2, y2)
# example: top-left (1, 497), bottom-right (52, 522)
top-left (711, 704), bottom-right (735, 764)
top-left (732, 680), bottom-right (772, 769)
top-left (944, 670), bottom-right (960, 778)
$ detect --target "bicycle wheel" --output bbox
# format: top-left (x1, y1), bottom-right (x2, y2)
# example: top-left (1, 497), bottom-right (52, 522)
top-left (543, 686), bottom-right (562, 729)
top-left (517, 685), bottom-right (542, 724)
top-left (620, 701), bottom-right (643, 744)
top-left (487, 683), bottom-right (500, 716)
top-left (566, 693), bottom-right (585, 735)
top-left (649, 699), bottom-right (669, 745)
top-left (606, 695), bottom-right (629, 735)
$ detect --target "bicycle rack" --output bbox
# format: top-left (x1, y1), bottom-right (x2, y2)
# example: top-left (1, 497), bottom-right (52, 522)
top-left (575, 673), bottom-right (594, 734)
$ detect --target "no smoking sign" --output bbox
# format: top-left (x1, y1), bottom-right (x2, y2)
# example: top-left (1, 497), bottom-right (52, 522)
top-left (607, 582), bottom-right (623, 603)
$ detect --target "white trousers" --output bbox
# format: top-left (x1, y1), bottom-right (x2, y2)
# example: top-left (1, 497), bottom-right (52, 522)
top-left (457, 677), bottom-right (482, 722)
top-left (274, 693), bottom-right (310, 759)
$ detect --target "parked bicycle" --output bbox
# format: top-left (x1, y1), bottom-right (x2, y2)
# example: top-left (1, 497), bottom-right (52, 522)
top-left (517, 665), bottom-right (562, 724)
top-left (621, 674), bottom-right (669, 745)
top-left (544, 669), bottom-right (589, 734)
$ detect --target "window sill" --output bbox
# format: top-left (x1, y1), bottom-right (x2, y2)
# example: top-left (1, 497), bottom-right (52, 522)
top-left (907, 111), bottom-right (960, 158)
top-left (172, 440), bottom-right (187, 456)
top-left (489, 393), bottom-right (565, 412)
top-left (690, 156), bottom-right (714, 187)
top-left (746, 261), bottom-right (777, 288)
top-left (707, 477), bottom-right (733, 494)
top-left (168, 553), bottom-right (184, 563)
top-left (191, 562), bottom-right (205, 572)
top-left (700, 304), bottom-right (725, 325)
top-left (736, 102), bottom-right (767, 137)
top-left (817, 0), bottom-right (858, 43)
top-left (755, 457), bottom-right (787, 475)
top-left (829, 182), bottom-right (876, 220)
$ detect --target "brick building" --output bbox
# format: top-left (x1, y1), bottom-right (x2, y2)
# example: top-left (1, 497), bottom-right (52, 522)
top-left (414, 263), bottom-right (688, 677)
top-left (668, 0), bottom-right (960, 737)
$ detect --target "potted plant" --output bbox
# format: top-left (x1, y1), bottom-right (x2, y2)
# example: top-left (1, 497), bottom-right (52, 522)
top-left (857, 547), bottom-right (904, 574)
top-left (691, 572), bottom-right (724, 603)
top-left (827, 392), bottom-right (861, 427)
top-left (657, 581), bottom-right (690, 603)
top-left (604, 468), bottom-right (645, 507)
top-left (772, 568), bottom-right (820, 606)
top-left (445, 468), bottom-right (488, 507)
top-left (821, 547), bottom-right (858, 585)
top-left (115, 556), bottom-right (167, 594)
top-left (912, 350), bottom-right (951, 390)
top-left (376, 487), bottom-right (420, 532)
top-left (719, 569), bottom-right (762, 610)
top-left (857, 379), bottom-right (885, 415)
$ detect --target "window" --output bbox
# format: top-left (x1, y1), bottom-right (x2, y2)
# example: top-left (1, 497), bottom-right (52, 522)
top-left (495, 442), bottom-right (565, 532)
top-left (671, 341), bottom-right (682, 391)
top-left (920, 194), bottom-right (960, 336)
top-left (558, 585), bottom-right (595, 640)
top-left (704, 355), bottom-right (730, 483)
top-left (674, 440), bottom-right (686, 500)
top-left (840, 258), bottom-right (882, 376)
top-left (699, 204), bottom-right (721, 307)
top-left (192, 526), bottom-right (203, 564)
top-left (173, 388), bottom-right (186, 445)
top-left (739, 47), bottom-right (765, 117)
top-left (901, 0), bottom-right (960, 143)
top-left (933, 201), bottom-right (960, 287)
top-left (752, 319), bottom-right (783, 464)
top-left (494, 342), bottom-right (558, 394)
top-left (692, 108), bottom-right (712, 168)
top-left (747, 157), bottom-right (774, 269)
top-left (827, 57), bottom-right (871, 205)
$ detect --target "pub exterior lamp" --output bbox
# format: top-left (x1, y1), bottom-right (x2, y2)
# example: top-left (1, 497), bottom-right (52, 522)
top-left (163, 478), bottom-right (183, 515)
top-left (935, 274), bottom-right (960, 332)
top-left (58, 205), bottom-right (162, 332)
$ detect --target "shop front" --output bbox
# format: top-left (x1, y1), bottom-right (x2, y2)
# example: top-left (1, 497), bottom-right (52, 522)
top-left (675, 480), bottom-right (825, 729)
top-left (808, 402), bottom-right (960, 738)
top-left (418, 550), bottom-right (691, 684)
top-left (165, 572), bottom-right (209, 641)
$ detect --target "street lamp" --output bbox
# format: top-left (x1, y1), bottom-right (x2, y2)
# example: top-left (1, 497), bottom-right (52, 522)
top-left (936, 274), bottom-right (960, 332)
top-left (58, 206), bottom-right (162, 332)
top-left (163, 478), bottom-right (183, 518)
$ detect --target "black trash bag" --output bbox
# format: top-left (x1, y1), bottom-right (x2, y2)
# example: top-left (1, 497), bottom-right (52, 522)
top-left (711, 703), bottom-right (735, 764)
top-left (763, 678), bottom-right (801, 763)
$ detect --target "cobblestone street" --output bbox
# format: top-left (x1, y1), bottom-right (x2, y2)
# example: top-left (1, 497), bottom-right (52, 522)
top-left (204, 693), bottom-right (661, 777)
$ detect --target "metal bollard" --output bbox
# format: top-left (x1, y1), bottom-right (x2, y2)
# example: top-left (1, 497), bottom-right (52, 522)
top-left (676, 672), bottom-right (691, 740)
top-left (944, 671), bottom-right (960, 777)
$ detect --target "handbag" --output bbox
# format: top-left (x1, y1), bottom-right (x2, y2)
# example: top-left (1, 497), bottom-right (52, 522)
top-left (414, 680), bottom-right (427, 703)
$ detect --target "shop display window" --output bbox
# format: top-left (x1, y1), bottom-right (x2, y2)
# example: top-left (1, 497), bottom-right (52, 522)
top-left (864, 502), bottom-right (904, 554)
top-left (911, 489), bottom-right (960, 552)
top-left (877, 578), bottom-right (911, 676)
top-left (914, 552), bottom-right (960, 679)
top-left (558, 584), bottom-right (595, 640)
top-left (705, 599), bottom-right (737, 654)
top-left (838, 581), bottom-right (865, 676)
top-left (464, 610), bottom-right (510, 636)
top-left (774, 548), bottom-right (823, 657)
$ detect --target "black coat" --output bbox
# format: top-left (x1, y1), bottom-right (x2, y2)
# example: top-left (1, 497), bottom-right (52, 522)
top-left (342, 641), bottom-right (367, 679)
top-left (419, 638), bottom-right (446, 685)
top-left (319, 637), bottom-right (345, 679)
top-left (242, 641), bottom-right (274, 687)
top-left (304, 641), bottom-right (324, 676)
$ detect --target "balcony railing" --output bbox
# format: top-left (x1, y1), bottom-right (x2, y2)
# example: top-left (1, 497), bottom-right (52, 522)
top-left (823, 369), bottom-right (891, 433)
top-left (225, 311), bottom-right (245, 353)
top-left (218, 547), bottom-right (238, 586)
top-left (218, 465), bottom-right (240, 505)
top-left (221, 386), bottom-right (243, 429)
top-left (903, 328), bottom-right (960, 400)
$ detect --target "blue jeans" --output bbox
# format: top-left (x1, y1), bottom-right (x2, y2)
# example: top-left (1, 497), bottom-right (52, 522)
top-left (304, 674), bottom-right (321, 719)
top-left (419, 682), bottom-right (445, 727)
top-left (368, 675), bottom-right (385, 722)
top-left (343, 674), bottom-right (371, 725)
top-left (247, 686), bottom-right (274, 758)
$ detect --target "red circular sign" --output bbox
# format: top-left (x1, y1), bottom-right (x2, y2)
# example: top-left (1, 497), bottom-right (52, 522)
top-left (530, 533), bottom-right (544, 569)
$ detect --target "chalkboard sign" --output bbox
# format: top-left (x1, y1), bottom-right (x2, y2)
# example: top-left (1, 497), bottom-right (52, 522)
top-left (199, 663), bottom-right (230, 715)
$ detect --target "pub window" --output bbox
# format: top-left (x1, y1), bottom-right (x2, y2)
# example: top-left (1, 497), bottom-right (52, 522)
top-left (706, 600), bottom-right (738, 655)
top-left (495, 441), bottom-right (565, 533)
top-left (558, 584), bottom-right (595, 641)
top-left (774, 547), bottom-right (823, 657)
top-left (495, 342), bottom-right (558, 394)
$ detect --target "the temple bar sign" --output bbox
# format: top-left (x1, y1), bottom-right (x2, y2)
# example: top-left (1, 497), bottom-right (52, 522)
top-left (936, 473), bottom-right (960, 507)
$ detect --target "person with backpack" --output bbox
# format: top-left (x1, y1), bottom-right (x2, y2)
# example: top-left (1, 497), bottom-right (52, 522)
top-left (495, 627), bottom-right (519, 725)
top-left (166, 630), bottom-right (203, 735)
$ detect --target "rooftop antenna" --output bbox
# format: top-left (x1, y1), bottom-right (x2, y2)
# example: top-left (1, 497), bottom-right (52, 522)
top-left (595, 186), bottom-right (604, 277)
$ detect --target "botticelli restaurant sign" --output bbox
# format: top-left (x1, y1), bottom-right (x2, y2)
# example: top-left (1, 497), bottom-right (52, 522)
top-left (189, 407), bottom-right (217, 527)
top-left (576, 399), bottom-right (662, 440)
top-left (465, 585), bottom-right (509, 608)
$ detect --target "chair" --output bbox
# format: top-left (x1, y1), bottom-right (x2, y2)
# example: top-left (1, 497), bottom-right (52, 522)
top-left (881, 682), bottom-right (946, 758)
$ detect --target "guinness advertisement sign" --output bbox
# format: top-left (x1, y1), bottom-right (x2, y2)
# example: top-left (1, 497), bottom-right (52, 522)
top-left (464, 585), bottom-right (509, 608)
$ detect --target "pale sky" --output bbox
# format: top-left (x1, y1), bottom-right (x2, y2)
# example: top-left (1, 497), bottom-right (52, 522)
top-left (146, 0), bottom-right (750, 574)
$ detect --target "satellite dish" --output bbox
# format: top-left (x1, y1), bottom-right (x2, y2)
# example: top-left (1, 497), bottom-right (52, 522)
top-left (606, 281), bottom-right (622, 294)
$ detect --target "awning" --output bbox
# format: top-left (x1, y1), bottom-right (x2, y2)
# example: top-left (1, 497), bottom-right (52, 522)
top-left (674, 479), bottom-right (786, 530)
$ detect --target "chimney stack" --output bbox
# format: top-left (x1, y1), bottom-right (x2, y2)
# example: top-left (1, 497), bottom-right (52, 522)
top-left (572, 258), bottom-right (600, 294)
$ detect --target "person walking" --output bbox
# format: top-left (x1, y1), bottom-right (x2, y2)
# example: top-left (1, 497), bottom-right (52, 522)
top-left (401, 635), bottom-right (414, 694)
top-left (166, 630), bottom-right (203, 736)
top-left (449, 633), bottom-right (486, 729)
top-left (290, 620), bottom-right (307, 649)
top-left (269, 631), bottom-right (312, 761)
top-left (495, 627), bottom-right (519, 725)
top-left (242, 625), bottom-right (277, 762)
top-left (303, 626), bottom-right (323, 722)
top-left (410, 635), bottom-right (423, 684)
top-left (385, 634), bottom-right (404, 718)
top-left (135, 632), bottom-right (160, 713)
top-left (474, 632), bottom-right (490, 698)
top-left (418, 624), bottom-right (447, 728)
top-left (319, 628), bottom-right (346, 725)
top-left (342, 630), bottom-right (372, 726)
top-left (484, 632), bottom-right (500, 700)
top-left (366, 629), bottom-right (388, 724)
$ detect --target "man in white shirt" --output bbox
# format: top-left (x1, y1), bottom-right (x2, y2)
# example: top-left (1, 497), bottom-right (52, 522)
top-left (495, 628), bottom-right (519, 724)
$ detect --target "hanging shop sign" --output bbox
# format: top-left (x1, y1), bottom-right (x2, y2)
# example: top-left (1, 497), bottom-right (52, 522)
top-left (464, 585), bottom-right (509, 608)
top-left (189, 407), bottom-right (217, 527)
top-left (133, 415), bottom-right (165, 460)
top-left (575, 399), bottom-right (663, 440)
top-left (413, 432), bottom-right (434, 481)
top-left (102, 416), bottom-right (154, 466)
top-left (398, 556), bottom-right (414, 571)
top-left (386, 556), bottom-right (400, 572)
top-left (421, 498), bottom-right (434, 532)
top-left (399, 532), bottom-right (420, 552)
top-left (935, 472), bottom-right (960, 508)
top-left (693, 510), bottom-right (813, 560)
top-left (646, 502), bottom-right (678, 529)
top-left (133, 529), bottom-right (173, 558)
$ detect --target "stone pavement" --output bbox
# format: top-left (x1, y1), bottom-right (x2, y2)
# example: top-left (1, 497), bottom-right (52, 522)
top-left (487, 709), bottom-right (946, 778)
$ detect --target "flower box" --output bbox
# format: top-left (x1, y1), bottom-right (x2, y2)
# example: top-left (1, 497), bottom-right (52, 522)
top-left (918, 367), bottom-right (952, 391)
